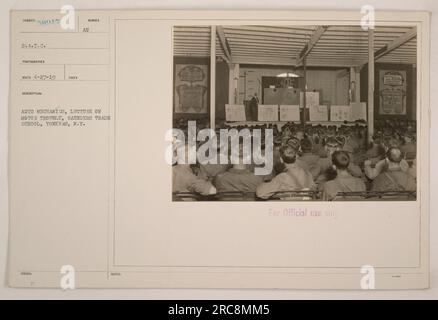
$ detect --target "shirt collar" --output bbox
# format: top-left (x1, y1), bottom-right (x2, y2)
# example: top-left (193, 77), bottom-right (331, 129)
top-left (284, 163), bottom-right (299, 170)
top-left (228, 168), bottom-right (252, 174)
top-left (337, 170), bottom-right (352, 178)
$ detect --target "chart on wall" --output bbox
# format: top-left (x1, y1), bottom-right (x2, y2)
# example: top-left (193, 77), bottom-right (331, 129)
top-left (379, 70), bottom-right (407, 115)
top-left (174, 64), bottom-right (208, 114)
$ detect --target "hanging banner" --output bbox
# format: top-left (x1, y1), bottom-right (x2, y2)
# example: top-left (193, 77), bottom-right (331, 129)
top-left (379, 70), bottom-right (407, 115)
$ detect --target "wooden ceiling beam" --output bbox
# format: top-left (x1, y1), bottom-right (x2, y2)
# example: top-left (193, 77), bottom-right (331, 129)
top-left (296, 26), bottom-right (328, 66)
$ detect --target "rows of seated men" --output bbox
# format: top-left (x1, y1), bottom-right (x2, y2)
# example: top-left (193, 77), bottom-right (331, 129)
top-left (172, 122), bottom-right (417, 201)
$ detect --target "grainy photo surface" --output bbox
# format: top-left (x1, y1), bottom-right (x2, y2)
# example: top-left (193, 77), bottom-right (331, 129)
top-left (7, 10), bottom-right (429, 289)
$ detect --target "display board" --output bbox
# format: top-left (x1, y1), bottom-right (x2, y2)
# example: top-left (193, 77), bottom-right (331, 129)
top-left (300, 91), bottom-right (320, 108)
top-left (309, 105), bottom-right (328, 122)
top-left (258, 105), bottom-right (279, 121)
top-left (330, 105), bottom-right (351, 121)
top-left (279, 105), bottom-right (300, 121)
top-left (329, 103), bottom-right (367, 122)
top-left (225, 104), bottom-right (246, 121)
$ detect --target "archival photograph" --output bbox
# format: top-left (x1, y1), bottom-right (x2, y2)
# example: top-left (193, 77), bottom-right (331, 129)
top-left (6, 8), bottom-right (430, 292)
top-left (171, 25), bottom-right (417, 201)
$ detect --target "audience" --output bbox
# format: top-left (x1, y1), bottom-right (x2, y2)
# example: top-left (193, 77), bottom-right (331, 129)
top-left (172, 119), bottom-right (417, 200)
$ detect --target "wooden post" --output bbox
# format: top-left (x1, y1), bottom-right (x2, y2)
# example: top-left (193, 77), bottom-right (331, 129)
top-left (210, 26), bottom-right (216, 130)
top-left (350, 67), bottom-right (356, 103)
top-left (302, 57), bottom-right (307, 126)
top-left (228, 63), bottom-right (239, 104)
top-left (368, 29), bottom-right (374, 143)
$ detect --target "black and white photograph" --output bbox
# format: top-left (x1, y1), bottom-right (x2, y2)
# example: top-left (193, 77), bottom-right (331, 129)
top-left (172, 25), bottom-right (418, 201)
top-left (3, 6), bottom-right (432, 294)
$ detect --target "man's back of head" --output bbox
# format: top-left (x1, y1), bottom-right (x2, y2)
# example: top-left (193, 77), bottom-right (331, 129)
top-left (387, 147), bottom-right (403, 164)
top-left (280, 145), bottom-right (297, 164)
top-left (300, 138), bottom-right (313, 153)
top-left (332, 150), bottom-right (350, 171)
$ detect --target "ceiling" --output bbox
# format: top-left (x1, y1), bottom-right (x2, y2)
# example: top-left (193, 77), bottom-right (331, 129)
top-left (173, 25), bottom-right (417, 67)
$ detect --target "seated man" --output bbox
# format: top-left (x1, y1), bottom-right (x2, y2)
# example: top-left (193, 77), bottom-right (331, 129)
top-left (370, 147), bottom-right (416, 192)
top-left (314, 137), bottom-right (363, 183)
top-left (197, 163), bottom-right (230, 182)
top-left (366, 134), bottom-right (385, 160)
top-left (348, 127), bottom-right (363, 152)
top-left (214, 148), bottom-right (264, 194)
top-left (298, 137), bottom-right (320, 179)
top-left (272, 136), bottom-right (285, 175)
top-left (310, 130), bottom-right (325, 156)
top-left (322, 151), bottom-right (366, 201)
top-left (172, 144), bottom-right (216, 196)
top-left (400, 132), bottom-right (416, 159)
top-left (364, 139), bottom-right (410, 180)
top-left (408, 158), bottom-right (417, 179)
top-left (293, 127), bottom-right (305, 141)
top-left (256, 146), bottom-right (315, 199)
top-left (173, 165), bottom-right (216, 196)
top-left (286, 137), bottom-right (308, 171)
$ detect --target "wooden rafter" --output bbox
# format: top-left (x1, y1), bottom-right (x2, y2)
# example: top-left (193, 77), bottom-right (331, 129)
top-left (374, 27), bottom-right (416, 60)
top-left (296, 26), bottom-right (328, 66)
top-left (216, 26), bottom-right (232, 63)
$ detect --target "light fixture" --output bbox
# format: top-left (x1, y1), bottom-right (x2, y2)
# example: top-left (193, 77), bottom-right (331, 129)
top-left (276, 72), bottom-right (299, 78)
